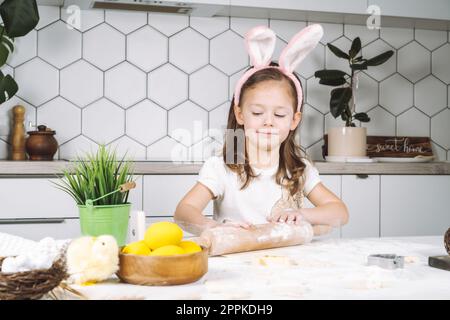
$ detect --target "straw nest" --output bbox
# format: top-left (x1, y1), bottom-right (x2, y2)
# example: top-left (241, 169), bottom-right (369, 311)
top-left (0, 249), bottom-right (68, 300)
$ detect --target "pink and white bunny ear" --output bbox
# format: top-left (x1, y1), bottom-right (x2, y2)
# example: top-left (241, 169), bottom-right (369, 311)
top-left (279, 24), bottom-right (323, 73)
top-left (245, 26), bottom-right (276, 68)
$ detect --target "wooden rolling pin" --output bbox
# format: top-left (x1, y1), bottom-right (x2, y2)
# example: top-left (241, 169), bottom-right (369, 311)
top-left (192, 222), bottom-right (330, 256)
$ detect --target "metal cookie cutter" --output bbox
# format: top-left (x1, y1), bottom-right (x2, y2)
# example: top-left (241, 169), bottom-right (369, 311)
top-left (367, 254), bottom-right (405, 269)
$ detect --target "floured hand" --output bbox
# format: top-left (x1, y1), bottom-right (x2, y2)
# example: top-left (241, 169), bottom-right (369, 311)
top-left (267, 208), bottom-right (305, 225)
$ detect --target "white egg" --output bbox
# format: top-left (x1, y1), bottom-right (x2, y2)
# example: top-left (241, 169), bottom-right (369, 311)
top-left (1, 257), bottom-right (19, 273)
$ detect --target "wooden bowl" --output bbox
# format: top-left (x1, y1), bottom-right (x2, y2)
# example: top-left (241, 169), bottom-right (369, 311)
top-left (117, 246), bottom-right (208, 286)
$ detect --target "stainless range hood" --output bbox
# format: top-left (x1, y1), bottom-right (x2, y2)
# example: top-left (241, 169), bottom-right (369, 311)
top-left (37, 0), bottom-right (449, 30)
top-left (62, 0), bottom-right (228, 17)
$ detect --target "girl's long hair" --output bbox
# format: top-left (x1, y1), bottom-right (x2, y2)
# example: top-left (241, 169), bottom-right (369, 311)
top-left (223, 62), bottom-right (308, 196)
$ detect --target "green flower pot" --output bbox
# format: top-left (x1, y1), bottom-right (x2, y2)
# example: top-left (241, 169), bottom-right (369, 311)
top-left (78, 203), bottom-right (130, 246)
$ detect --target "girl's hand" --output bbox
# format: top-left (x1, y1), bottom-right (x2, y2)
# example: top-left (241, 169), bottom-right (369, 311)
top-left (268, 208), bottom-right (305, 225)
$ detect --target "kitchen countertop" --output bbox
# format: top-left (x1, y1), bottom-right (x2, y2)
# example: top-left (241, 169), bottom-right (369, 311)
top-left (60, 235), bottom-right (450, 300)
top-left (1, 160), bottom-right (450, 176)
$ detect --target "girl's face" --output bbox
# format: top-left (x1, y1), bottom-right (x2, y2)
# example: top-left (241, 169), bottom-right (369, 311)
top-left (234, 80), bottom-right (302, 152)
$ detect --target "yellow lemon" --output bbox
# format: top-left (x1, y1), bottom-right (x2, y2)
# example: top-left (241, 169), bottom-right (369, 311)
top-left (150, 245), bottom-right (185, 256)
top-left (122, 241), bottom-right (151, 255)
top-left (179, 240), bottom-right (202, 254)
top-left (144, 221), bottom-right (183, 250)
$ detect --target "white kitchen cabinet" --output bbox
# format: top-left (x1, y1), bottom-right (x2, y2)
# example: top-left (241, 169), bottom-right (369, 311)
top-left (0, 217), bottom-right (81, 241)
top-left (303, 175), bottom-right (342, 239)
top-left (0, 175), bottom-right (143, 219)
top-left (0, 178), bottom-right (78, 219)
top-left (127, 175), bottom-right (143, 211)
top-left (0, 175), bottom-right (143, 242)
top-left (341, 175), bottom-right (380, 238)
top-left (143, 175), bottom-right (214, 217)
top-left (380, 175), bottom-right (450, 237)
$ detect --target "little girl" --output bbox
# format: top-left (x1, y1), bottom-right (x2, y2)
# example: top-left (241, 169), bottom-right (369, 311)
top-left (175, 24), bottom-right (348, 235)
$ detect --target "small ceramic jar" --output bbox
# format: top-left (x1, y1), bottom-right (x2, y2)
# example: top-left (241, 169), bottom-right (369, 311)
top-left (25, 125), bottom-right (58, 161)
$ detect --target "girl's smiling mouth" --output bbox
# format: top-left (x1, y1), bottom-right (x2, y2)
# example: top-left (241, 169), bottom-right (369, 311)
top-left (257, 129), bottom-right (279, 135)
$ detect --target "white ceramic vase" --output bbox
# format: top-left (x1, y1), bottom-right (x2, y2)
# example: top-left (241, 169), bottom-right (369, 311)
top-left (328, 127), bottom-right (367, 157)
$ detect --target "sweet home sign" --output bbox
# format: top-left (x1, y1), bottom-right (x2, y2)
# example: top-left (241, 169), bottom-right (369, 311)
top-left (366, 136), bottom-right (433, 157)
top-left (322, 135), bottom-right (433, 158)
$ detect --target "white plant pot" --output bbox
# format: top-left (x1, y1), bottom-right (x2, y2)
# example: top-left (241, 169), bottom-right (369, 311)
top-left (328, 127), bottom-right (367, 157)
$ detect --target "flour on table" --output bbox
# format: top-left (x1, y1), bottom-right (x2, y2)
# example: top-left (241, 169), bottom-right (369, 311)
top-left (256, 255), bottom-right (295, 266)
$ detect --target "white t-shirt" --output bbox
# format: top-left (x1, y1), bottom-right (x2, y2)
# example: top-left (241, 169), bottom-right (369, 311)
top-left (197, 156), bottom-right (321, 224)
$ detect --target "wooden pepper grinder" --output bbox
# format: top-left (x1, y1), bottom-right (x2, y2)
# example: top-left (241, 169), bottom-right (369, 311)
top-left (11, 105), bottom-right (27, 160)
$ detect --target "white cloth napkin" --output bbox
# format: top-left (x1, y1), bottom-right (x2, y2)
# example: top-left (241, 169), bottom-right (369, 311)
top-left (0, 232), bottom-right (70, 273)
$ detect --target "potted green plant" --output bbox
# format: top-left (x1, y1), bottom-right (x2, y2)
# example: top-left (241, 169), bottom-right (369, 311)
top-left (53, 145), bottom-right (136, 246)
top-left (0, 0), bottom-right (40, 103)
top-left (314, 37), bottom-right (394, 159)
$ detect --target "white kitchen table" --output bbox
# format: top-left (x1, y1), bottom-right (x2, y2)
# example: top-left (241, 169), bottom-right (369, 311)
top-left (61, 235), bottom-right (450, 300)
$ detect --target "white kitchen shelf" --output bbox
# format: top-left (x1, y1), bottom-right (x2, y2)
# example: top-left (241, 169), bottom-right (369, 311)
top-left (1, 160), bottom-right (450, 176)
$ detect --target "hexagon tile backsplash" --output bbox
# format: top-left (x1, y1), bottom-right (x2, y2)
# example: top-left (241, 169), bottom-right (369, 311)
top-left (0, 6), bottom-right (449, 161)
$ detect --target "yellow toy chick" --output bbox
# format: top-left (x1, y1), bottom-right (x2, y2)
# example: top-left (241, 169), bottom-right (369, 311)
top-left (66, 235), bottom-right (119, 286)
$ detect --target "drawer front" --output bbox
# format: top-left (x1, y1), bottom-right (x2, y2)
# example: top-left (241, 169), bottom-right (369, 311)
top-left (381, 175), bottom-right (450, 237)
top-left (143, 175), bottom-right (213, 216)
top-left (341, 175), bottom-right (380, 238)
top-left (0, 176), bottom-right (143, 219)
top-left (0, 218), bottom-right (82, 241)
top-left (0, 178), bottom-right (78, 219)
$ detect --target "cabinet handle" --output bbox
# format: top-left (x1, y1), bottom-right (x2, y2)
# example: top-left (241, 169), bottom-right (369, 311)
top-left (0, 218), bottom-right (65, 225)
top-left (356, 174), bottom-right (369, 179)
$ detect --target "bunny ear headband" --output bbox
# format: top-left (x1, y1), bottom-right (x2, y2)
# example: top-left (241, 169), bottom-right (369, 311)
top-left (234, 24), bottom-right (324, 113)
